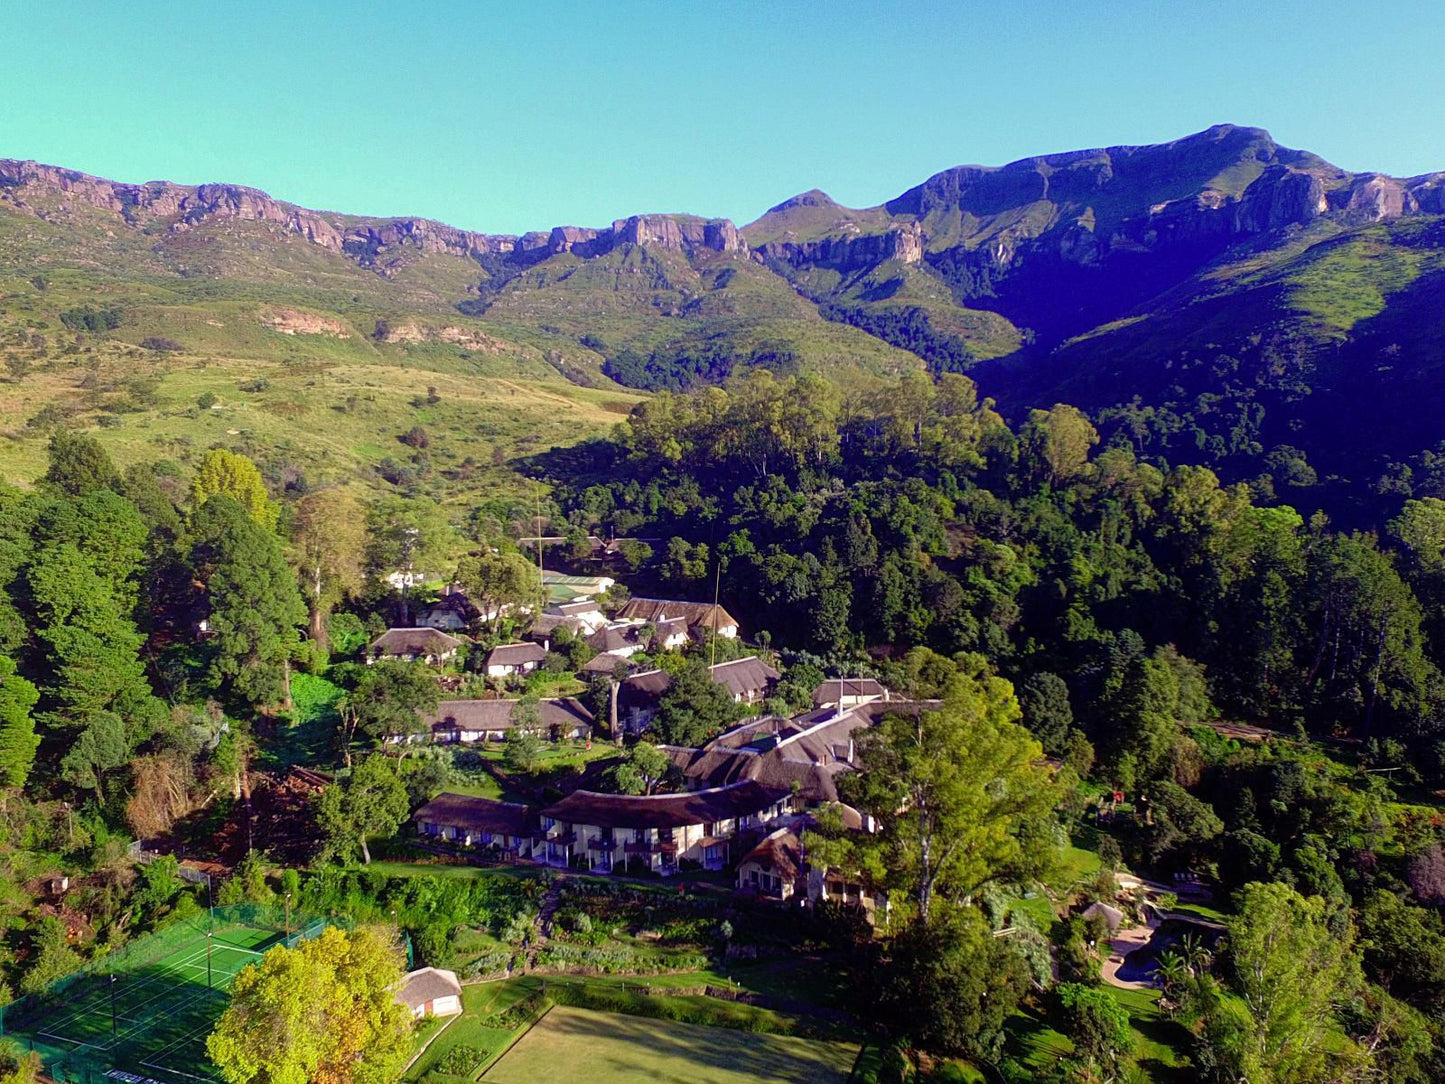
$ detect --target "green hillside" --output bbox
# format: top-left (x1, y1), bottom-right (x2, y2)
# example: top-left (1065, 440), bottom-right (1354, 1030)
top-left (4, 123), bottom-right (1445, 515)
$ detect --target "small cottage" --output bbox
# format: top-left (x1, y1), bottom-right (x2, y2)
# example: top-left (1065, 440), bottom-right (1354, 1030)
top-left (483, 641), bottom-right (548, 678)
top-left (395, 967), bottom-right (463, 1018)
top-left (366, 627), bottom-right (463, 666)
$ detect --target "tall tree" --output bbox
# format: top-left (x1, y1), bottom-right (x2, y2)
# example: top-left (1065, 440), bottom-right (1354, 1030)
top-left (35, 489), bottom-right (149, 614)
top-left (192, 497), bottom-right (306, 711)
top-left (875, 907), bottom-right (1028, 1066)
top-left (336, 661), bottom-right (439, 763)
top-left (316, 756), bottom-right (409, 865)
top-left (1211, 881), bottom-right (1367, 1083)
top-left (653, 662), bottom-right (740, 746)
top-left (453, 551), bottom-right (542, 633)
top-left (207, 925), bottom-right (411, 1084)
top-left (191, 449), bottom-right (278, 530)
top-left (606, 741), bottom-right (671, 795)
top-left (1021, 403), bottom-right (1098, 485)
top-left (40, 431), bottom-right (119, 497)
top-left (26, 542), bottom-right (164, 746)
top-left (364, 496), bottom-right (453, 624)
top-left (829, 658), bottom-right (1059, 923)
top-left (292, 487), bottom-right (366, 648)
top-left (0, 657), bottom-right (39, 790)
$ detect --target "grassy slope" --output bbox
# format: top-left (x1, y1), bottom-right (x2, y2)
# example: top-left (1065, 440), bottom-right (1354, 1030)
top-left (0, 207), bottom-right (642, 494)
top-left (478, 243), bottom-right (925, 380)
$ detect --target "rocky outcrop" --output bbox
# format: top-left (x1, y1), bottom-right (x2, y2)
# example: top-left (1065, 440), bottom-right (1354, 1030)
top-left (521, 215), bottom-right (748, 260)
top-left (261, 308), bottom-right (352, 337)
top-left (0, 159), bottom-right (515, 267)
top-left (755, 222), bottom-right (923, 270)
top-left (382, 322), bottom-right (505, 352)
top-left (1408, 173), bottom-right (1445, 213)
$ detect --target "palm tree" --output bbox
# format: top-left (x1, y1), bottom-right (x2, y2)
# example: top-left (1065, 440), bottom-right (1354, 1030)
top-left (1180, 932), bottom-right (1212, 976)
top-left (1155, 950), bottom-right (1189, 993)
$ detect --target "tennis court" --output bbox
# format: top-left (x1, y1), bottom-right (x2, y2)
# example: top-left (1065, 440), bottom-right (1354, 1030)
top-left (5, 911), bottom-right (330, 1084)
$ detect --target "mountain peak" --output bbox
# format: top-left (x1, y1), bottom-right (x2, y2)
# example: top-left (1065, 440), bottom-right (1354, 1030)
top-left (765, 189), bottom-right (838, 215)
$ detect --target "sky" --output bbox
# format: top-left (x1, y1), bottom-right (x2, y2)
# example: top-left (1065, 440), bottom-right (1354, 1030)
top-left (3, 1), bottom-right (1443, 235)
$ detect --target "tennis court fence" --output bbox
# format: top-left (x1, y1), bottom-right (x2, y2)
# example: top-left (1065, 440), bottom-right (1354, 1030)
top-left (0, 903), bottom-right (345, 1038)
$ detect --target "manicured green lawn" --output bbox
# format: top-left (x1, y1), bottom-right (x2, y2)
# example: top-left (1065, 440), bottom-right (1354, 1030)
top-left (407, 981), bottom-right (541, 1080)
top-left (481, 1005), bottom-right (858, 1084)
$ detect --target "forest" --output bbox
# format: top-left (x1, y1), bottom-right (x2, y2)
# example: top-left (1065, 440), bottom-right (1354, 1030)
top-left (0, 365), bottom-right (1441, 1081)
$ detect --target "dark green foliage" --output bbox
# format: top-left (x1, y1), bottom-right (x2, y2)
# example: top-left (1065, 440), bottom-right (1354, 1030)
top-left (41, 431), bottom-right (119, 497)
top-left (817, 301), bottom-right (976, 374)
top-left (1018, 671), bottom-right (1072, 752)
top-left (317, 755), bottom-right (409, 865)
top-left (26, 542), bottom-right (164, 745)
top-left (1054, 982), bottom-right (1134, 1077)
top-left (58, 305), bottom-right (121, 333)
top-left (0, 657), bottom-right (39, 789)
top-left (190, 496), bottom-right (306, 709)
top-left (337, 660), bottom-right (439, 748)
top-left (874, 909), bottom-right (1028, 1062)
top-left (653, 661), bottom-right (741, 746)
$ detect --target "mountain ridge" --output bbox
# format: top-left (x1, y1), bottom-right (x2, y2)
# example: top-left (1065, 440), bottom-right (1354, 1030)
top-left (9, 123), bottom-right (1444, 278)
top-left (3, 123), bottom-right (1445, 516)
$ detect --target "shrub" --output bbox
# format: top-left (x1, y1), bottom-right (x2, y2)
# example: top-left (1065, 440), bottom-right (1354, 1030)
top-left (436, 1045), bottom-right (488, 1074)
top-left (197, 392), bottom-right (217, 410)
top-left (462, 949), bottom-right (513, 978)
top-left (60, 305), bottom-right (122, 333)
top-left (141, 337), bottom-right (184, 352)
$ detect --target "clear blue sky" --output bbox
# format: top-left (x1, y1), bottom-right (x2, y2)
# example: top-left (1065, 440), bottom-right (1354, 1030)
top-left (3, 1), bottom-right (1442, 235)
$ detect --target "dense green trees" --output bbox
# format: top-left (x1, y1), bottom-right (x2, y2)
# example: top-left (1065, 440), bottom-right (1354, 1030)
top-left (207, 925), bottom-right (411, 1084)
top-left (453, 550), bottom-right (541, 633)
top-left (821, 657), bottom-right (1058, 923)
top-left (653, 661), bottom-right (741, 746)
top-left (874, 909), bottom-right (1028, 1064)
top-left (544, 373), bottom-right (1445, 774)
top-left (605, 740), bottom-right (671, 795)
top-left (0, 657), bottom-right (39, 789)
top-left (191, 497), bottom-right (306, 711)
top-left (335, 661), bottom-right (439, 761)
top-left (291, 487), bottom-right (366, 648)
top-left (1185, 882), bottom-right (1368, 1082)
top-left (317, 756), bottom-right (409, 865)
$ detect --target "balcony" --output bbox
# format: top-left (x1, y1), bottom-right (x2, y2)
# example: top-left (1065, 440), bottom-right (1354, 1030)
top-left (624, 840), bottom-right (677, 855)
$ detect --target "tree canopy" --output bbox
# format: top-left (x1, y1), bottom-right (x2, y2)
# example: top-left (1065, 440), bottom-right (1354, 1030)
top-left (207, 925), bottom-right (411, 1084)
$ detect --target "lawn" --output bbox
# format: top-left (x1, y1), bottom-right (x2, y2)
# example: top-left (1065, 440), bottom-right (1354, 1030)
top-left (481, 1005), bottom-right (858, 1084)
top-left (1004, 987), bottom-right (1192, 1084)
top-left (406, 981), bottom-right (538, 1081)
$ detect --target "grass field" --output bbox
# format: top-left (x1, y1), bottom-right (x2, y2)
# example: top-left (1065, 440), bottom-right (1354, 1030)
top-left (8, 922), bottom-right (283, 1084)
top-left (482, 1005), bottom-right (858, 1084)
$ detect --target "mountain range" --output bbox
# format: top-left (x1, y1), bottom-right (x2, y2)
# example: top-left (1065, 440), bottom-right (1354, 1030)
top-left (2, 123), bottom-right (1442, 516)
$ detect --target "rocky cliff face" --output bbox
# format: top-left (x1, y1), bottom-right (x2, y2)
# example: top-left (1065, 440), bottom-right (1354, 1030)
top-left (0, 159), bottom-right (516, 269)
top-left (743, 127), bottom-right (1445, 294)
top-left (4, 125), bottom-right (1445, 295)
top-left (535, 215), bottom-right (747, 259)
top-left (754, 222), bottom-right (923, 270)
